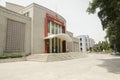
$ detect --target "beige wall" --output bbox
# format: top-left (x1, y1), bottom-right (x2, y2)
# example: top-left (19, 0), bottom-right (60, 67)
top-left (73, 37), bottom-right (80, 52)
top-left (67, 38), bottom-right (80, 52)
top-left (6, 2), bottom-right (25, 12)
top-left (0, 13), bottom-right (6, 53)
top-left (0, 6), bottom-right (31, 54)
top-left (66, 31), bottom-right (80, 52)
top-left (19, 4), bottom-right (34, 54)
top-left (66, 31), bottom-right (73, 37)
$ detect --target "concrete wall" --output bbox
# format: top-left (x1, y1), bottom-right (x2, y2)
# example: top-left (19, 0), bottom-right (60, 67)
top-left (73, 37), bottom-right (80, 52)
top-left (66, 31), bottom-right (80, 52)
top-left (6, 2), bottom-right (25, 12)
top-left (0, 11), bottom-right (6, 53)
top-left (0, 6), bottom-right (31, 54)
top-left (66, 31), bottom-right (73, 37)
top-left (19, 4), bottom-right (34, 54)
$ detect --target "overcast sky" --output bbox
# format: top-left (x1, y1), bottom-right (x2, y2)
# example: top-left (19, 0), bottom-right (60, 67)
top-left (0, 0), bottom-right (106, 43)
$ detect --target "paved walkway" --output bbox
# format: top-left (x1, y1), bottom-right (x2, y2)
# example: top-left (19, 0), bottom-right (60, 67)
top-left (0, 54), bottom-right (120, 80)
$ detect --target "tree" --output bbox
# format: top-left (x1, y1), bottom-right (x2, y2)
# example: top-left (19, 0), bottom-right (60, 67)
top-left (87, 0), bottom-right (120, 52)
top-left (97, 41), bottom-right (110, 51)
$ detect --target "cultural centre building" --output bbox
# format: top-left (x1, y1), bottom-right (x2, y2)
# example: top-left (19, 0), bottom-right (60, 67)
top-left (0, 2), bottom-right (73, 54)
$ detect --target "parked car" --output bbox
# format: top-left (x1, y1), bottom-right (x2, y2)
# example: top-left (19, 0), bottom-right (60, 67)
top-left (111, 52), bottom-right (120, 55)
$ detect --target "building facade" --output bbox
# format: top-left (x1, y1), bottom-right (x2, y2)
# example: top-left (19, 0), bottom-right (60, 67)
top-left (0, 2), bottom-right (72, 54)
top-left (77, 35), bottom-right (95, 52)
top-left (0, 6), bottom-right (31, 54)
top-left (66, 31), bottom-right (80, 52)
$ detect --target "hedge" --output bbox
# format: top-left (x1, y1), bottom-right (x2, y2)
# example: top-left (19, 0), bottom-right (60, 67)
top-left (0, 53), bottom-right (23, 59)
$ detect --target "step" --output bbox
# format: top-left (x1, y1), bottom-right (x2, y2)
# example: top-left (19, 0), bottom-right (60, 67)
top-left (27, 52), bottom-right (87, 62)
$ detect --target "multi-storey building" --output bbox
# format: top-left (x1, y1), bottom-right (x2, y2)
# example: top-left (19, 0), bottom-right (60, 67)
top-left (0, 2), bottom-right (72, 54)
top-left (77, 35), bottom-right (95, 52)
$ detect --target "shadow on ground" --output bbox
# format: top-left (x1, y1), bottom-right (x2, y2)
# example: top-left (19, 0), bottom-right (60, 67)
top-left (98, 57), bottom-right (120, 74)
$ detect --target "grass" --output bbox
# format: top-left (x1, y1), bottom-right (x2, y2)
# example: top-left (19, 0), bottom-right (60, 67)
top-left (0, 53), bottom-right (23, 59)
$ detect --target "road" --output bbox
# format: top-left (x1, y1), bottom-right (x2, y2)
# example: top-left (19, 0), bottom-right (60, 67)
top-left (0, 54), bottom-right (120, 80)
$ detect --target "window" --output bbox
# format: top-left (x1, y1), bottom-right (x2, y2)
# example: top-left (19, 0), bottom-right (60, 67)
top-left (60, 26), bottom-right (62, 33)
top-left (57, 25), bottom-right (60, 33)
top-left (80, 43), bottom-right (82, 46)
top-left (62, 27), bottom-right (64, 33)
top-left (52, 22), bottom-right (54, 34)
top-left (54, 23), bottom-right (57, 34)
top-left (49, 21), bottom-right (63, 34)
top-left (80, 38), bottom-right (82, 41)
top-left (81, 48), bottom-right (83, 51)
top-left (48, 21), bottom-right (50, 33)
top-left (23, 12), bottom-right (29, 17)
top-left (59, 26), bottom-right (61, 33)
top-left (86, 43), bottom-right (87, 46)
top-left (56, 24), bottom-right (58, 34)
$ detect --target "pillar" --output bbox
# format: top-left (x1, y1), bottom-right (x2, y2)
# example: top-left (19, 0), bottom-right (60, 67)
top-left (54, 38), bottom-right (56, 53)
top-left (49, 39), bottom-right (52, 53)
top-left (50, 21), bottom-right (52, 34)
top-left (60, 39), bottom-right (63, 53)
top-left (57, 38), bottom-right (59, 53)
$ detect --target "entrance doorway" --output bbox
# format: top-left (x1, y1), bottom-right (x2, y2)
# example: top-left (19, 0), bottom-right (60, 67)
top-left (45, 37), bottom-right (66, 53)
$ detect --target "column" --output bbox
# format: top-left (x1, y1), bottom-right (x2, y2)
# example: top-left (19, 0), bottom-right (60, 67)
top-left (60, 39), bottom-right (63, 53)
top-left (50, 21), bottom-right (52, 34)
top-left (57, 38), bottom-right (59, 53)
top-left (54, 38), bottom-right (56, 53)
top-left (49, 39), bottom-right (52, 53)
top-left (54, 23), bottom-right (56, 34)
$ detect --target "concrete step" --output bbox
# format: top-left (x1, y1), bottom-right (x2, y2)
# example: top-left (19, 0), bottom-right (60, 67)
top-left (27, 54), bottom-right (48, 62)
top-left (27, 52), bottom-right (87, 62)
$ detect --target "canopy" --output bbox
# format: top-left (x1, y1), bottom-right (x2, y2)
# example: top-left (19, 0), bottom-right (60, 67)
top-left (44, 33), bottom-right (73, 42)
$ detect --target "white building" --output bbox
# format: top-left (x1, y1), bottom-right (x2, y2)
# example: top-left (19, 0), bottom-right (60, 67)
top-left (77, 35), bottom-right (95, 52)
top-left (89, 38), bottom-right (95, 48)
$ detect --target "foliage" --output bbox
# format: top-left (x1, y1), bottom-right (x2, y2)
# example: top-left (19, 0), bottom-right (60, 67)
top-left (0, 53), bottom-right (22, 59)
top-left (98, 41), bottom-right (110, 51)
top-left (87, 0), bottom-right (120, 52)
top-left (91, 41), bottom-right (111, 53)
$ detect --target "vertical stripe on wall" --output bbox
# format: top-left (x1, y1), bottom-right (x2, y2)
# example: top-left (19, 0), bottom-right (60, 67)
top-left (5, 19), bottom-right (25, 53)
top-left (44, 18), bottom-right (48, 53)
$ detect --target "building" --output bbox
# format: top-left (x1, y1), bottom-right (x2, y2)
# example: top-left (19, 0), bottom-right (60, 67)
top-left (77, 35), bottom-right (95, 52)
top-left (89, 38), bottom-right (95, 48)
top-left (0, 2), bottom-right (72, 54)
top-left (66, 31), bottom-right (80, 52)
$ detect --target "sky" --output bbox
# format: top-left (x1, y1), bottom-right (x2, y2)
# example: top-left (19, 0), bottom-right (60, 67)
top-left (0, 0), bottom-right (106, 43)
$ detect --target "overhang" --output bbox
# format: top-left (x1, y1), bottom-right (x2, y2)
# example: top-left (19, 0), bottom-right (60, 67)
top-left (44, 33), bottom-right (72, 42)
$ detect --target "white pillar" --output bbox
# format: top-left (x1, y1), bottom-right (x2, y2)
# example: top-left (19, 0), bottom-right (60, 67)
top-left (57, 38), bottom-right (59, 53)
top-left (60, 39), bottom-right (63, 53)
top-left (49, 39), bottom-right (52, 53)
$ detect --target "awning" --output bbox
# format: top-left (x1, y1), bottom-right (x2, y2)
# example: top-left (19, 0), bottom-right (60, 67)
top-left (44, 33), bottom-right (73, 42)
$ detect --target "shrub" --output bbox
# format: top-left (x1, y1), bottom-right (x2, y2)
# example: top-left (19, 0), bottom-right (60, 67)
top-left (0, 53), bottom-right (22, 59)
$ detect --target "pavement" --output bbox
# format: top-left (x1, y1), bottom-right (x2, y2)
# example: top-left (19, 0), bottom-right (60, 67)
top-left (0, 53), bottom-right (120, 80)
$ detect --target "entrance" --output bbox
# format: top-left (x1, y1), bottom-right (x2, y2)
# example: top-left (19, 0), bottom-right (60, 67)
top-left (45, 37), bottom-right (66, 53)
